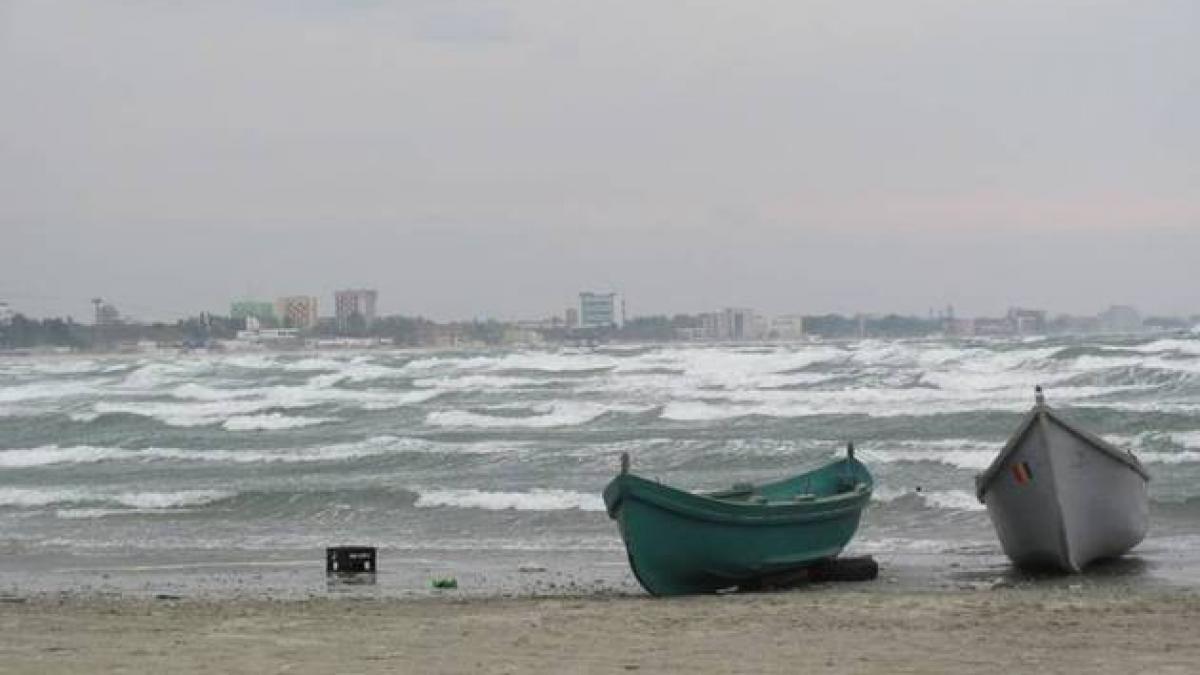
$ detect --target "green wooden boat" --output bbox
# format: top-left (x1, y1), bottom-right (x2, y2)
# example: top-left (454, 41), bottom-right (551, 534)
top-left (603, 446), bottom-right (873, 596)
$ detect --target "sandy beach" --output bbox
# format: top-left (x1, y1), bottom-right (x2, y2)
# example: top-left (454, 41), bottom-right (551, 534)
top-left (2, 588), bottom-right (1197, 674)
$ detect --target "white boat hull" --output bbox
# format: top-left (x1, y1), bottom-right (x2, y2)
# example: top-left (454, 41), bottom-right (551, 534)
top-left (977, 402), bottom-right (1149, 572)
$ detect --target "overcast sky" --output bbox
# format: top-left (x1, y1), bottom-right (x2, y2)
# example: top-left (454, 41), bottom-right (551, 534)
top-left (1, 1), bottom-right (1197, 321)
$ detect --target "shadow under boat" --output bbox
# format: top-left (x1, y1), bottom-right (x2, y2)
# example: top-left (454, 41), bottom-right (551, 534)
top-left (951, 555), bottom-right (1152, 589)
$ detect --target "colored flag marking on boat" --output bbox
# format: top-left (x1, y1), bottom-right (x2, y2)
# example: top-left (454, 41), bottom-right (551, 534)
top-left (1011, 461), bottom-right (1033, 485)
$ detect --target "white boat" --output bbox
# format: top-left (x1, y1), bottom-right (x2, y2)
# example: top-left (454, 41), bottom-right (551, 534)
top-left (975, 387), bottom-right (1150, 572)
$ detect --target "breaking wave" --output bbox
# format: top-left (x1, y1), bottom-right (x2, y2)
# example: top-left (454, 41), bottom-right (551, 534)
top-left (873, 487), bottom-right (986, 512)
top-left (0, 436), bottom-right (524, 468)
top-left (88, 387), bottom-right (438, 427)
top-left (0, 445), bottom-right (134, 468)
top-left (3, 336), bottom-right (1200, 567)
top-left (413, 488), bottom-right (605, 511)
top-left (0, 487), bottom-right (233, 510)
top-left (426, 401), bottom-right (647, 428)
top-left (221, 414), bottom-right (334, 431)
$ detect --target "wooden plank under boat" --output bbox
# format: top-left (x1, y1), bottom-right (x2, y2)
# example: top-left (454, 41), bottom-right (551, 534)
top-left (975, 386), bottom-right (1150, 573)
top-left (603, 446), bottom-right (873, 596)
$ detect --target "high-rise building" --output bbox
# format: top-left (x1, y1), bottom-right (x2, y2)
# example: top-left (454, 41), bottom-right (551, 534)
top-left (771, 315), bottom-right (805, 340)
top-left (565, 307), bottom-right (579, 329)
top-left (334, 289), bottom-right (378, 333)
top-left (276, 296), bottom-right (319, 330)
top-left (0, 301), bottom-right (13, 326)
top-left (720, 308), bottom-right (761, 340)
top-left (699, 308), bottom-right (763, 340)
top-left (579, 292), bottom-right (623, 329)
top-left (230, 300), bottom-right (277, 326)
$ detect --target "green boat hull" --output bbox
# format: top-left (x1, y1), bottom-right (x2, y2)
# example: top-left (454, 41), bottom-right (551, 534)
top-left (604, 458), bottom-right (873, 596)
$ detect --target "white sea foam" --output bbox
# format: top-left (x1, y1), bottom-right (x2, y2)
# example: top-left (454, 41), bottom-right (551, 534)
top-left (54, 508), bottom-right (138, 519)
top-left (0, 358), bottom-right (133, 379)
top-left (282, 357), bottom-right (346, 372)
top-left (219, 354), bottom-right (277, 370)
top-left (614, 345), bottom-right (848, 392)
top-left (402, 351), bottom-right (618, 376)
top-left (863, 435), bottom-right (1200, 468)
top-left (872, 486), bottom-right (986, 511)
top-left (412, 374), bottom-right (563, 391)
top-left (846, 537), bottom-right (962, 554)
top-left (918, 490), bottom-right (986, 511)
top-left (1134, 451), bottom-right (1200, 465)
top-left (656, 382), bottom-right (1140, 421)
top-left (0, 379), bottom-right (106, 404)
top-left (0, 487), bottom-right (92, 507)
top-left (854, 440), bottom-right (998, 471)
top-left (0, 487), bottom-right (231, 509)
top-left (659, 400), bottom-right (750, 421)
top-left (111, 490), bottom-right (232, 509)
top-left (1168, 431), bottom-right (1200, 448)
top-left (90, 385), bottom-right (437, 427)
top-left (221, 414), bottom-right (334, 431)
top-left (40, 533), bottom-right (617, 553)
top-left (426, 401), bottom-right (643, 428)
top-left (0, 445), bottom-right (134, 468)
top-left (24, 360), bottom-right (103, 375)
top-left (92, 398), bottom-right (272, 426)
top-left (0, 436), bottom-right (524, 468)
top-left (414, 488), bottom-right (605, 511)
top-left (119, 360), bottom-right (213, 389)
top-left (261, 384), bottom-right (438, 410)
top-left (303, 361), bottom-right (407, 386)
top-left (1130, 338), bottom-right (1200, 356)
top-left (1105, 430), bottom-right (1200, 453)
top-left (170, 382), bottom-right (254, 401)
top-left (385, 536), bottom-right (625, 552)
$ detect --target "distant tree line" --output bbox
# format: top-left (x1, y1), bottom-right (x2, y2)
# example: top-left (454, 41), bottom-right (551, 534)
top-left (0, 315), bottom-right (88, 349)
top-left (798, 314), bottom-right (943, 339)
top-left (615, 315), bottom-right (700, 341)
top-left (0, 313), bottom-right (239, 350)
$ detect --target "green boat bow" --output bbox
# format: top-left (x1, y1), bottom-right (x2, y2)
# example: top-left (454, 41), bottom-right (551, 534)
top-left (604, 451), bottom-right (873, 596)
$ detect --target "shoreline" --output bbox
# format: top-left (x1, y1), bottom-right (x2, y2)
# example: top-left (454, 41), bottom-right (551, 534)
top-left (2, 587), bottom-right (1198, 674)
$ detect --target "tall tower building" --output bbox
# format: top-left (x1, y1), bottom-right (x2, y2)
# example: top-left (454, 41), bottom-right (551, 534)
top-left (334, 289), bottom-right (378, 333)
top-left (276, 296), bottom-right (319, 330)
top-left (230, 300), bottom-right (277, 326)
top-left (579, 292), bottom-right (622, 329)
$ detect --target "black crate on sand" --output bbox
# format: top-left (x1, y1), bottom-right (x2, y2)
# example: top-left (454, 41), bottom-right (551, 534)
top-left (327, 546), bottom-right (377, 576)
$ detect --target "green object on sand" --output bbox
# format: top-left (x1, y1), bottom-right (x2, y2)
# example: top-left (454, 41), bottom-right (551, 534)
top-left (603, 448), bottom-right (873, 596)
top-left (431, 577), bottom-right (458, 589)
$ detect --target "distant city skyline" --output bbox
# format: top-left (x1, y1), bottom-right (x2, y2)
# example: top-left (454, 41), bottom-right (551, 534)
top-left (1, 278), bottom-right (1196, 326)
top-left (2, 2), bottom-right (1197, 321)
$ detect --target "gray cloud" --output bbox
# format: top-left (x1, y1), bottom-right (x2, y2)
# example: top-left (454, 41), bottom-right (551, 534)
top-left (1, 1), bottom-right (1197, 320)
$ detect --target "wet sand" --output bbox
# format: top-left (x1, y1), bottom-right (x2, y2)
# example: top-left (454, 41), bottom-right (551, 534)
top-left (2, 588), bottom-right (1198, 674)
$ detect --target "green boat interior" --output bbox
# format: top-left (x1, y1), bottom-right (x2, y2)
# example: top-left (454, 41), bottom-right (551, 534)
top-left (704, 459), bottom-right (869, 506)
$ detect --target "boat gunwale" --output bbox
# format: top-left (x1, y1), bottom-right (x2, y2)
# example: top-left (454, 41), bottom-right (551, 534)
top-left (605, 473), bottom-right (872, 526)
top-left (976, 403), bottom-right (1150, 501)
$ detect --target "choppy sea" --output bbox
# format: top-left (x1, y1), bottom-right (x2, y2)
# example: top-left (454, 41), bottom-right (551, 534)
top-left (2, 334), bottom-right (1199, 596)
